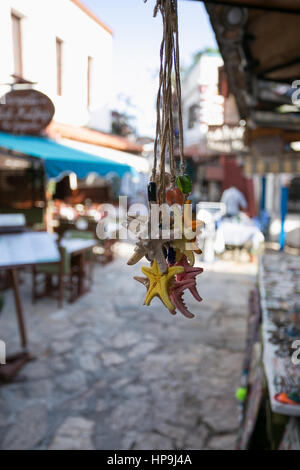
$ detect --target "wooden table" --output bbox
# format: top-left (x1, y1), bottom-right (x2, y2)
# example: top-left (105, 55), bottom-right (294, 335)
top-left (59, 238), bottom-right (97, 301)
top-left (0, 232), bottom-right (60, 380)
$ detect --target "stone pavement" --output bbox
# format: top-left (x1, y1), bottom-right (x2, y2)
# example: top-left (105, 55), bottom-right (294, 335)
top-left (0, 244), bottom-right (256, 450)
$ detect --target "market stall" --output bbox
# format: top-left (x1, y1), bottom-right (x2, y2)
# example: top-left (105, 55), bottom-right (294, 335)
top-left (0, 128), bottom-right (147, 256)
top-left (237, 250), bottom-right (300, 449)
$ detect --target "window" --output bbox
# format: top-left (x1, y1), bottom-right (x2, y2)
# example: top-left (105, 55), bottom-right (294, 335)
top-left (87, 56), bottom-right (93, 108)
top-left (56, 38), bottom-right (63, 96)
top-left (11, 12), bottom-right (23, 78)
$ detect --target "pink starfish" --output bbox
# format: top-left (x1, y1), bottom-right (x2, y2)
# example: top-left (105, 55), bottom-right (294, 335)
top-left (169, 279), bottom-right (197, 319)
top-left (173, 255), bottom-right (203, 302)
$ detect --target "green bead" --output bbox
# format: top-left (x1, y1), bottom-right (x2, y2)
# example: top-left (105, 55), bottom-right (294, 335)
top-left (176, 175), bottom-right (192, 195)
top-left (235, 387), bottom-right (247, 402)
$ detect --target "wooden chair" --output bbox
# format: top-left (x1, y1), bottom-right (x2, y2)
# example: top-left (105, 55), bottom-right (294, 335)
top-left (32, 246), bottom-right (71, 307)
top-left (32, 231), bottom-right (95, 306)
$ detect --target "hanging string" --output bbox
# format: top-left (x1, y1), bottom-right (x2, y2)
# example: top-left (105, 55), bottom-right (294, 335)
top-left (145, 0), bottom-right (185, 203)
top-left (173, 0), bottom-right (185, 177)
top-left (151, 34), bottom-right (164, 183)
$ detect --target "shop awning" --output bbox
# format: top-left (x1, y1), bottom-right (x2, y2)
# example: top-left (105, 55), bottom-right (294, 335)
top-left (61, 138), bottom-right (149, 173)
top-left (0, 132), bottom-right (133, 179)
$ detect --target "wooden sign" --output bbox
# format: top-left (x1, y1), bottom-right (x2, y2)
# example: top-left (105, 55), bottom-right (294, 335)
top-left (207, 124), bottom-right (246, 154)
top-left (0, 89), bottom-right (55, 135)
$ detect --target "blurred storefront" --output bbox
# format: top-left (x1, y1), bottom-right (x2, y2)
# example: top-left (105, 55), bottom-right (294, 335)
top-left (204, 0), bottom-right (300, 249)
top-left (206, 123), bottom-right (256, 217)
top-left (0, 0), bottom-right (148, 233)
top-left (203, 0), bottom-right (300, 449)
top-left (0, 82), bottom-right (148, 234)
top-left (182, 51), bottom-right (255, 212)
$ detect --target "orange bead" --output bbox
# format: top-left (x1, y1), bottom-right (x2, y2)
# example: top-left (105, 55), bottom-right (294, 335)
top-left (275, 393), bottom-right (298, 405)
top-left (166, 187), bottom-right (184, 206)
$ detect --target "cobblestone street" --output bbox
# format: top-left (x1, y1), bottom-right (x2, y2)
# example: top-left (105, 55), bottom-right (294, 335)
top-left (0, 245), bottom-right (256, 450)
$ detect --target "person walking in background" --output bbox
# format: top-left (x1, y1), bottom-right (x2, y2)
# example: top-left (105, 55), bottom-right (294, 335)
top-left (221, 186), bottom-right (247, 218)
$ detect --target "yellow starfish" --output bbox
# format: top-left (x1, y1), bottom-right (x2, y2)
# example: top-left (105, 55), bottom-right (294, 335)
top-left (141, 260), bottom-right (184, 311)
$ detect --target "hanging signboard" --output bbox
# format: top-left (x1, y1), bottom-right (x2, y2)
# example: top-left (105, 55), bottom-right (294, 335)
top-left (207, 125), bottom-right (246, 154)
top-left (0, 89), bottom-right (55, 135)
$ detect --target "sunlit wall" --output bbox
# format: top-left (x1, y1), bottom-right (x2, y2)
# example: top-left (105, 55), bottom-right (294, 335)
top-left (0, 0), bottom-right (113, 132)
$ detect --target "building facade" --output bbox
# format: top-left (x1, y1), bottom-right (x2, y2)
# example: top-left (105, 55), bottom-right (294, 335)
top-left (182, 51), bottom-right (255, 212)
top-left (182, 52), bottom-right (224, 155)
top-left (0, 0), bottom-right (113, 132)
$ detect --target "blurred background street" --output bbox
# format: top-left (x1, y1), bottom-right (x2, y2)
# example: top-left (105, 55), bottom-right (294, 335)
top-left (0, 0), bottom-right (300, 452)
top-left (0, 244), bottom-right (255, 450)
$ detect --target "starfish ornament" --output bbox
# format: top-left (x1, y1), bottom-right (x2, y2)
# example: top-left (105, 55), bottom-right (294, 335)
top-left (135, 257), bottom-right (202, 318)
top-left (128, 238), bottom-right (170, 274)
top-left (134, 275), bottom-right (196, 318)
top-left (133, 276), bottom-right (150, 288)
top-left (174, 255), bottom-right (203, 302)
top-left (169, 279), bottom-right (197, 319)
top-left (126, 213), bottom-right (183, 274)
top-left (141, 260), bottom-right (184, 311)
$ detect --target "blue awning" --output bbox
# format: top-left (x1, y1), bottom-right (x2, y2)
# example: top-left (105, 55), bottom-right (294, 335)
top-left (0, 132), bottom-right (133, 179)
